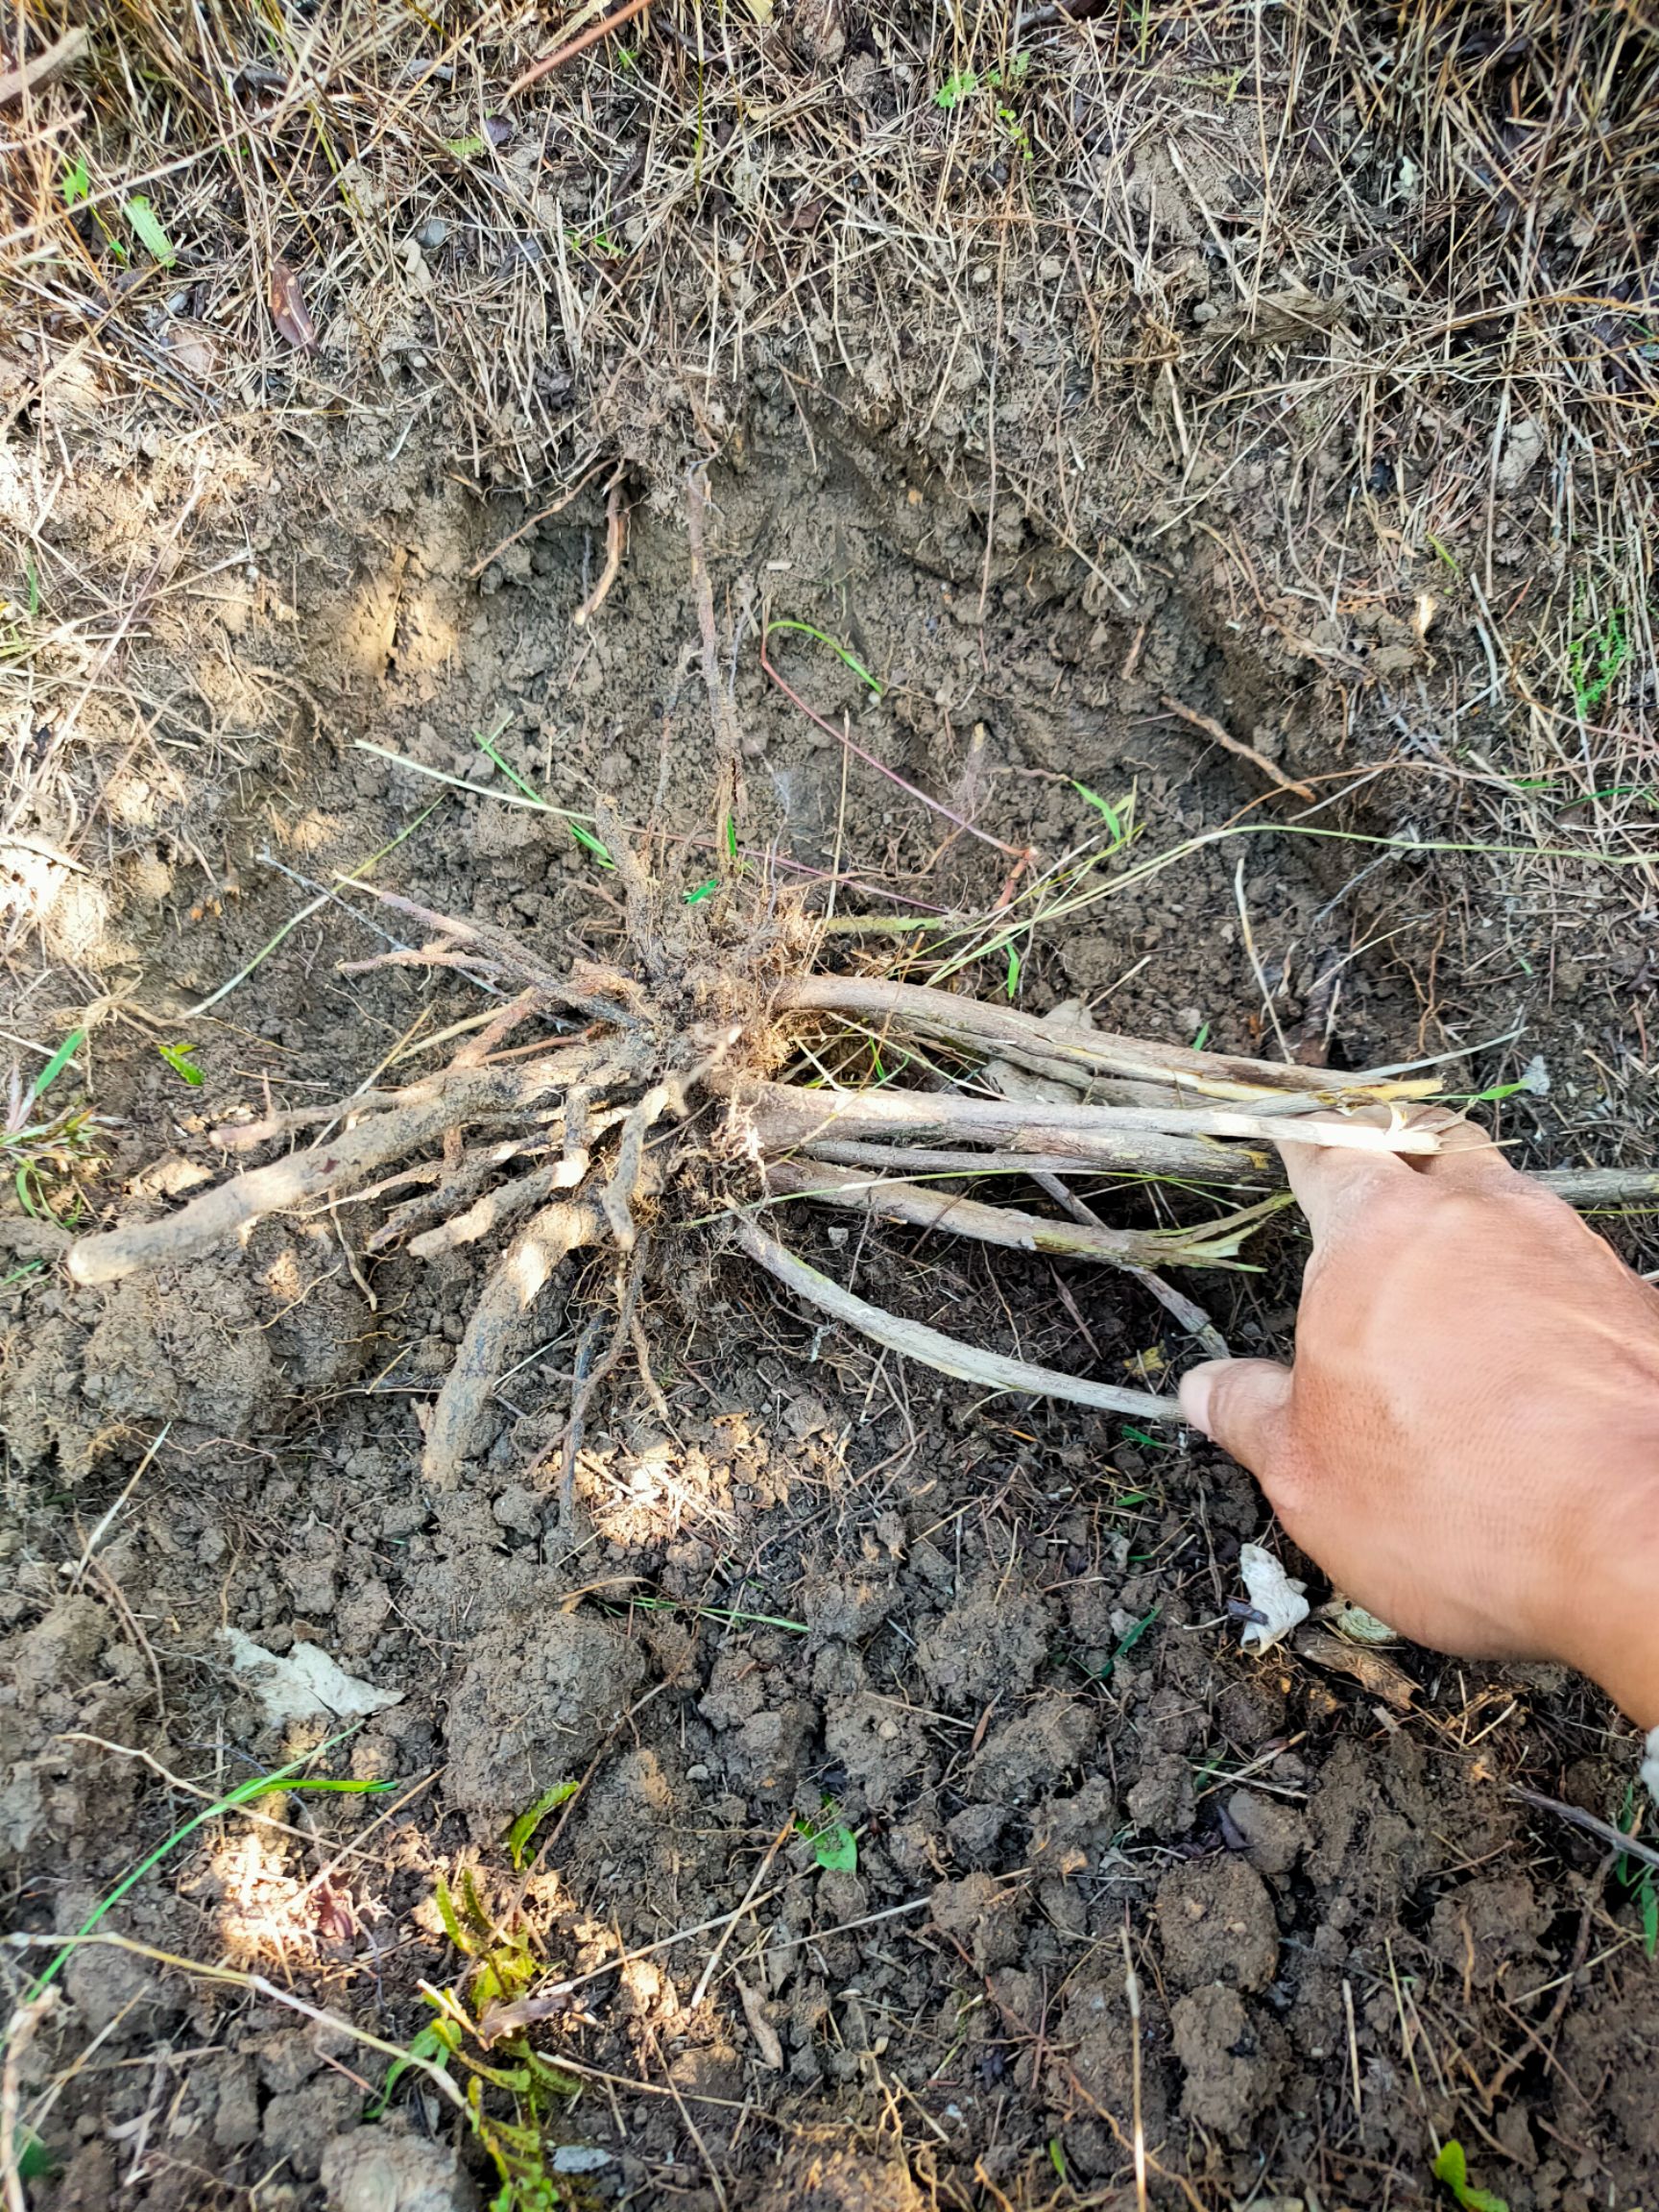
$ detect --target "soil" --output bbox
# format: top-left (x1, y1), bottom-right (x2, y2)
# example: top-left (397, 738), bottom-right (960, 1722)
top-left (2, 375), bottom-right (1655, 2212)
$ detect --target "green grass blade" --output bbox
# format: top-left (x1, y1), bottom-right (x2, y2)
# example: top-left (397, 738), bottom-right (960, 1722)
top-left (764, 618), bottom-right (883, 698)
top-left (123, 195), bottom-right (177, 265)
top-left (505, 1779), bottom-right (579, 1870)
top-left (23, 1732), bottom-right (385, 2002)
top-left (26, 1029), bottom-right (84, 1108)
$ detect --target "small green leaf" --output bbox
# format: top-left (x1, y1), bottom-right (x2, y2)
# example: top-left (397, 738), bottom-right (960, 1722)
top-left (458, 1866), bottom-right (493, 1940)
top-left (1642, 1878), bottom-right (1658, 1959)
top-left (724, 813), bottom-right (740, 861)
top-left (1433, 2139), bottom-right (1509, 2212)
top-left (817, 1821), bottom-right (857, 1873)
top-left (1569, 607), bottom-right (1630, 717)
top-left (434, 1873), bottom-right (470, 1955)
top-left (936, 67), bottom-right (978, 107)
top-left (505, 1779), bottom-right (579, 1871)
top-left (156, 1040), bottom-right (204, 1086)
top-left (444, 132), bottom-right (490, 158)
top-left (475, 730), bottom-right (543, 805)
top-left (371, 2019), bottom-right (454, 2116)
top-left (1119, 1424), bottom-right (1174, 1452)
top-left (764, 618), bottom-right (882, 699)
top-left (1047, 2138), bottom-right (1068, 2181)
top-left (61, 156), bottom-right (91, 207)
top-left (797, 1815), bottom-right (857, 1873)
top-left (1095, 1604), bottom-right (1160, 1682)
top-left (280, 1776), bottom-right (395, 1795)
top-left (15, 2132), bottom-right (53, 2182)
top-left (124, 195), bottom-right (177, 266)
top-left (684, 877), bottom-right (719, 905)
top-left (1004, 944), bottom-right (1021, 998)
top-left (27, 1028), bottom-right (84, 1107)
top-left (1071, 781), bottom-right (1122, 841)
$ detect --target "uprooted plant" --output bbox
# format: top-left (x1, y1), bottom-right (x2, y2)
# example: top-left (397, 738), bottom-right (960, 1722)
top-left (60, 804), bottom-right (1646, 1503)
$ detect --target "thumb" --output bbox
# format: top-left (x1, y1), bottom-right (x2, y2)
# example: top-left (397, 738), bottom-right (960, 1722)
top-left (1180, 1357), bottom-right (1295, 1482)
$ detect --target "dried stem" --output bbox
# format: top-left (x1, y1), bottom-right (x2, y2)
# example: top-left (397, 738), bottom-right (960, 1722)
top-left (505, 0), bottom-right (655, 95)
top-left (1159, 692), bottom-right (1316, 803)
top-left (421, 1196), bottom-right (609, 1490)
top-left (762, 1160), bottom-right (1288, 1267)
top-left (773, 975), bottom-right (1433, 1102)
top-left (571, 476), bottom-right (628, 627)
top-left (731, 1078), bottom-right (1437, 1158)
top-left (732, 1216), bottom-right (1178, 1422)
top-left (69, 1055), bottom-right (589, 1286)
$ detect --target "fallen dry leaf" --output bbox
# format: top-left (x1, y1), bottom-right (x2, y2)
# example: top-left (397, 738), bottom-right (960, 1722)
top-left (1296, 1628), bottom-right (1418, 1713)
top-left (165, 322), bottom-right (218, 379)
top-left (221, 1627), bottom-right (400, 1723)
top-left (269, 258), bottom-right (317, 349)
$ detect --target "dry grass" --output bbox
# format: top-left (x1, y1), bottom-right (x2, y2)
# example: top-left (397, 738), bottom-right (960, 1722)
top-left (2, 0), bottom-right (1651, 817)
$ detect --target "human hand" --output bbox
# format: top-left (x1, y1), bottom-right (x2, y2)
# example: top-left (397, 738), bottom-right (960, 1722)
top-left (1179, 1112), bottom-right (1659, 1725)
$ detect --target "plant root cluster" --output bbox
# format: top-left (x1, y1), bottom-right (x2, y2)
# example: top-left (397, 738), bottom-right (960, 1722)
top-left (63, 845), bottom-right (1657, 1495)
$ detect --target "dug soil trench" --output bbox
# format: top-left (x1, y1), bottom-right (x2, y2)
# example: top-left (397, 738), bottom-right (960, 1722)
top-left (4, 393), bottom-right (1656, 2212)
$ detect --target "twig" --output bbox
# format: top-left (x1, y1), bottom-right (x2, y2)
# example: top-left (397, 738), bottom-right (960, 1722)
top-left (505, 0), bottom-right (654, 95)
top-left (2, 1934), bottom-right (466, 2111)
top-left (68, 1426), bottom-right (171, 1593)
top-left (1159, 693), bottom-right (1316, 802)
top-left (68, 1055), bottom-right (587, 1287)
top-left (762, 1157), bottom-right (1282, 1266)
top-left (1032, 1168), bottom-right (1229, 1357)
top-left (0, 27), bottom-right (87, 105)
top-left (554, 1245), bottom-right (652, 1527)
top-left (772, 974), bottom-right (1432, 1101)
top-left (685, 466), bottom-right (744, 848)
top-left (760, 627), bottom-right (1036, 866)
top-left (1120, 1924), bottom-right (1148, 2212)
top-left (571, 475), bottom-right (629, 626)
top-left (467, 458), bottom-right (612, 578)
top-left (1511, 1785), bottom-right (1659, 1873)
top-left (690, 1818), bottom-right (796, 2009)
top-left (739, 1076), bottom-right (1439, 1156)
top-left (421, 1196), bottom-right (608, 1489)
top-left (732, 1214), bottom-right (1178, 1420)
top-left (1235, 854), bottom-right (1295, 1062)
top-left (1, 1990), bottom-right (55, 2212)
top-left (512, 1893), bottom-right (931, 2018)
top-left (648, 2027), bottom-right (731, 2212)
top-left (182, 801), bottom-right (444, 1019)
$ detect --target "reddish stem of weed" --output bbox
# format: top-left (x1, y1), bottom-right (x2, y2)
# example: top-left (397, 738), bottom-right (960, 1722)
top-left (506, 0), bottom-right (654, 95)
top-left (759, 632), bottom-right (1038, 869)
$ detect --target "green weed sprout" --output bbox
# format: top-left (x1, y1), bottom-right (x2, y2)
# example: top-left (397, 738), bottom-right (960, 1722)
top-left (1569, 606), bottom-right (1631, 718)
top-left (392, 1868), bottom-right (584, 2209)
top-left (5, 1029), bottom-right (102, 1219)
